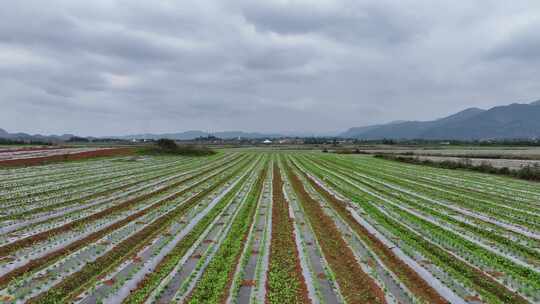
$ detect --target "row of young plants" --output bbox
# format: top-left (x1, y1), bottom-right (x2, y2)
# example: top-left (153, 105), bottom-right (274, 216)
top-left (75, 157), bottom-right (263, 304)
top-left (2, 159), bottom-right (247, 300)
top-left (119, 157), bottom-right (265, 304)
top-left (371, 163), bottom-right (540, 221)
top-left (22, 155), bottom-right (255, 303)
top-left (0, 156), bottom-right (190, 198)
top-left (0, 170), bottom-right (196, 228)
top-left (225, 162), bottom-right (273, 304)
top-left (0, 157), bottom-right (247, 258)
top-left (159, 162), bottom-right (264, 303)
top-left (265, 162), bottom-right (310, 304)
top-left (298, 161), bottom-right (477, 302)
top-left (355, 155), bottom-right (540, 207)
top-left (0, 156), bottom-right (208, 214)
top-left (185, 162), bottom-right (268, 303)
top-left (0, 170), bottom-right (200, 249)
top-left (0, 158), bottom-right (171, 204)
top-left (0, 178), bottom-right (240, 304)
top-left (280, 161), bottom-right (345, 304)
top-left (364, 151), bottom-right (540, 193)
top-left (0, 156), bottom-right (100, 178)
top-left (0, 155), bottom-right (250, 293)
top-left (0, 158), bottom-right (144, 195)
top-left (2, 151), bottom-right (537, 303)
top-left (360, 158), bottom-right (540, 213)
top-left (383, 162), bottom-right (540, 207)
top-left (326, 156), bottom-right (540, 247)
top-left (1, 167), bottom-right (184, 221)
top-left (0, 154), bottom-right (247, 262)
top-left (0, 155), bottom-right (148, 184)
top-left (0, 154), bottom-right (236, 241)
top-left (0, 157), bottom-right (95, 180)
top-left (316, 157), bottom-right (534, 277)
top-left (290, 156), bottom-right (468, 304)
top-left (283, 160), bottom-right (387, 304)
top-left (297, 160), bottom-right (479, 303)
top-left (0, 168), bottom-right (192, 243)
top-left (322, 157), bottom-right (540, 239)
top-left (155, 184), bottom-right (250, 304)
top-left (309, 156), bottom-right (540, 269)
top-left (325, 155), bottom-right (540, 235)
top-left (1, 154), bottom-right (237, 240)
top-left (299, 154), bottom-right (535, 304)
top-left (0, 147), bottom-right (109, 163)
top-left (0, 156), bottom-right (138, 177)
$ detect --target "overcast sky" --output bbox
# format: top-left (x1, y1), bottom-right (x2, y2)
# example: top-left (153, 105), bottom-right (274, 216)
top-left (1, 0), bottom-right (539, 136)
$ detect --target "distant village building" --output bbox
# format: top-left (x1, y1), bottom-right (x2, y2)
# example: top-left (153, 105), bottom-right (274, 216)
top-left (263, 139), bottom-right (272, 144)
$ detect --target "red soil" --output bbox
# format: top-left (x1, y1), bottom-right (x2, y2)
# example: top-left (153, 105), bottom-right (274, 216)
top-left (294, 162), bottom-right (450, 304)
top-left (241, 280), bottom-right (256, 286)
top-left (0, 147), bottom-right (135, 167)
top-left (287, 164), bottom-right (386, 304)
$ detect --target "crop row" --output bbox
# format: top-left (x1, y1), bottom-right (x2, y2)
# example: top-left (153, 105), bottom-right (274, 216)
top-left (294, 154), bottom-right (537, 303)
top-left (1, 151), bottom-right (538, 304)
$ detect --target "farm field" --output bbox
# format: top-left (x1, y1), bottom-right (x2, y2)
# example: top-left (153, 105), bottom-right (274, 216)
top-left (354, 146), bottom-right (540, 160)
top-left (0, 147), bottom-right (134, 167)
top-left (0, 147), bottom-right (106, 160)
top-left (0, 151), bottom-right (539, 304)
top-left (396, 155), bottom-right (540, 170)
top-left (0, 147), bottom-right (50, 153)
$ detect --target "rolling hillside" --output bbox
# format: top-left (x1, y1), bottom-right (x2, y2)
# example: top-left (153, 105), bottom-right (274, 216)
top-left (341, 100), bottom-right (540, 140)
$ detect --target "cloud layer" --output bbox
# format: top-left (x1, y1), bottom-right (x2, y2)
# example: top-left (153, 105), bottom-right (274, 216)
top-left (1, 0), bottom-right (540, 136)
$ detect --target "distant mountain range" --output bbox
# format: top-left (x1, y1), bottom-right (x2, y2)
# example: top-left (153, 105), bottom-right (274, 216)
top-left (340, 99), bottom-right (540, 140)
top-left (0, 128), bottom-right (331, 142)
top-left (2, 99), bottom-right (540, 142)
top-left (0, 128), bottom-right (76, 142)
top-left (0, 129), bottom-right (286, 142)
top-left (117, 130), bottom-right (285, 140)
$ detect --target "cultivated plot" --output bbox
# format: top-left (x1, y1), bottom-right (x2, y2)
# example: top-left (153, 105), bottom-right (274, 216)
top-left (0, 151), bottom-right (538, 304)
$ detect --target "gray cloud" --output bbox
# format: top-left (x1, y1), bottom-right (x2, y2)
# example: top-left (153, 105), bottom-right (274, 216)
top-left (1, 0), bottom-right (540, 136)
top-left (488, 28), bottom-right (540, 61)
top-left (237, 0), bottom-right (419, 45)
